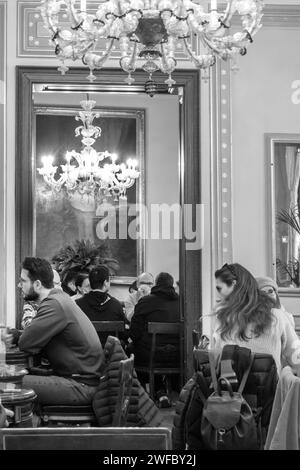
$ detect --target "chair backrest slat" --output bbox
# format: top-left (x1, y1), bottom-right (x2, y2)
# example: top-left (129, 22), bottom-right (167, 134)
top-left (148, 322), bottom-right (180, 334)
top-left (92, 321), bottom-right (125, 333)
top-left (0, 427), bottom-right (172, 450)
top-left (112, 354), bottom-right (135, 427)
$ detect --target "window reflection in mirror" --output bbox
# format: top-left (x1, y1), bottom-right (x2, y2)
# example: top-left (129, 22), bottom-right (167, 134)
top-left (268, 134), bottom-right (300, 288)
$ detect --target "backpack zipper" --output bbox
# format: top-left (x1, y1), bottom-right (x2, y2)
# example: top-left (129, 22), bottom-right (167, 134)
top-left (217, 428), bottom-right (226, 447)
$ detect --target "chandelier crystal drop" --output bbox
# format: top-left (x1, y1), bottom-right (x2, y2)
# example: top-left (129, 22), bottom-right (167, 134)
top-left (40, 0), bottom-right (264, 86)
top-left (37, 99), bottom-right (140, 203)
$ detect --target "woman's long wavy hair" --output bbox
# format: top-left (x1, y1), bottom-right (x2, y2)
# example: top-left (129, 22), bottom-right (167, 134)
top-left (215, 263), bottom-right (275, 341)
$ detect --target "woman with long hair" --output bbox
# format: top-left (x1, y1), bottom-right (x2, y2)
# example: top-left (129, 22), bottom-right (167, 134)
top-left (212, 263), bottom-right (300, 373)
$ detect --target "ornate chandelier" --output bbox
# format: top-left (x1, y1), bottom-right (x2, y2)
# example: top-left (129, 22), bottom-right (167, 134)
top-left (40, 0), bottom-right (263, 87)
top-left (37, 99), bottom-right (140, 203)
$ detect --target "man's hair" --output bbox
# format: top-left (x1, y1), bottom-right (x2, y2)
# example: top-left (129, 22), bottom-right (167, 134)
top-left (89, 265), bottom-right (110, 290)
top-left (62, 269), bottom-right (78, 285)
top-left (22, 257), bottom-right (54, 289)
top-left (75, 272), bottom-right (89, 289)
top-left (155, 272), bottom-right (174, 288)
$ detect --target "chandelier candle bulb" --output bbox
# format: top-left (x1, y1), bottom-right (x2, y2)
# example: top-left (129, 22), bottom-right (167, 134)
top-left (42, 155), bottom-right (54, 171)
top-left (211, 0), bottom-right (217, 10)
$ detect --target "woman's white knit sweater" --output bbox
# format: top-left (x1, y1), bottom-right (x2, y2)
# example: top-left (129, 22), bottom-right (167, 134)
top-left (212, 308), bottom-right (300, 372)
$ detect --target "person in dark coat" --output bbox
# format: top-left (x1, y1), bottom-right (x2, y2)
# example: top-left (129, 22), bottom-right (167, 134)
top-left (129, 272), bottom-right (180, 406)
top-left (76, 265), bottom-right (126, 345)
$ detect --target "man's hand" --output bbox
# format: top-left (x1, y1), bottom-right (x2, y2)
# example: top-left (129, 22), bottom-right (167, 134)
top-left (0, 326), bottom-right (14, 349)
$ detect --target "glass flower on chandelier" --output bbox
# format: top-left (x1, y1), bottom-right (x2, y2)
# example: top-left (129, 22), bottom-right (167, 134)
top-left (37, 99), bottom-right (140, 203)
top-left (40, 0), bottom-right (264, 87)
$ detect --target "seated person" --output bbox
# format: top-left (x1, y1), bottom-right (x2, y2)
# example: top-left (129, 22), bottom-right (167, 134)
top-left (124, 272), bottom-right (154, 322)
top-left (129, 272), bottom-right (180, 407)
top-left (72, 272), bottom-right (91, 301)
top-left (21, 268), bottom-right (62, 329)
top-left (76, 265), bottom-right (126, 345)
top-left (128, 280), bottom-right (138, 294)
top-left (13, 257), bottom-right (104, 407)
top-left (61, 269), bottom-right (78, 297)
top-left (256, 276), bottom-right (295, 328)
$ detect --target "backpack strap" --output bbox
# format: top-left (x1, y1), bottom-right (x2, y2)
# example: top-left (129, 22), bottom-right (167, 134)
top-left (238, 352), bottom-right (255, 394)
top-left (208, 350), bottom-right (218, 393)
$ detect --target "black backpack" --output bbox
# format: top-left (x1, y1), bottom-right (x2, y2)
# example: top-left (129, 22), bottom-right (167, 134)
top-left (172, 346), bottom-right (278, 450)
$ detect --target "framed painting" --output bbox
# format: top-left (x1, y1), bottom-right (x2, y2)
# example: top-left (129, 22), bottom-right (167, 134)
top-left (32, 105), bottom-right (145, 285)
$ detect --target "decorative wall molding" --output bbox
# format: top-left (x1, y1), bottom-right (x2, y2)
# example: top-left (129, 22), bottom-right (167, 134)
top-left (209, 4), bottom-right (299, 278)
top-left (17, 0), bottom-right (198, 59)
top-left (262, 5), bottom-right (300, 28)
top-left (0, 1), bottom-right (6, 324)
top-left (211, 59), bottom-right (233, 271)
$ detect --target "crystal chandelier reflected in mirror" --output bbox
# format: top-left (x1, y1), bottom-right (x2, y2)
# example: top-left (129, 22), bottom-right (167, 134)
top-left (37, 99), bottom-right (140, 204)
top-left (40, 0), bottom-right (263, 90)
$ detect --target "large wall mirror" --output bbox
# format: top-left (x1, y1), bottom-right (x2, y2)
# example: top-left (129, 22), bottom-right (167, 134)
top-left (267, 133), bottom-right (300, 295)
top-left (16, 67), bottom-right (201, 379)
top-left (33, 103), bottom-right (145, 285)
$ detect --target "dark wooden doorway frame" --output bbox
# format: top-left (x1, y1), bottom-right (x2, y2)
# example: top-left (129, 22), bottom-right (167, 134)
top-left (16, 66), bottom-right (201, 380)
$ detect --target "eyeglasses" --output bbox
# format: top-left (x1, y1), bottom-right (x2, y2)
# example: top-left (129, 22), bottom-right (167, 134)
top-left (263, 288), bottom-right (275, 295)
top-left (222, 263), bottom-right (236, 278)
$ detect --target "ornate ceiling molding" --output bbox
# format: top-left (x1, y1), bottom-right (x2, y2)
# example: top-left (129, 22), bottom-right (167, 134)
top-left (262, 5), bottom-right (300, 28)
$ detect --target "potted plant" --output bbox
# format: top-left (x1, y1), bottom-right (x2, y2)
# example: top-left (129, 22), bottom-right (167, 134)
top-left (51, 239), bottom-right (120, 279)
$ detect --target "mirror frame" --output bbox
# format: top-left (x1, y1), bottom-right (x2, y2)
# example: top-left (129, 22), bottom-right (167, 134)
top-left (16, 66), bottom-right (201, 380)
top-left (266, 132), bottom-right (300, 298)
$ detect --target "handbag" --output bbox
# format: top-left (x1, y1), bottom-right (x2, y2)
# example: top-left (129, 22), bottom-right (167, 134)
top-left (200, 351), bottom-right (258, 450)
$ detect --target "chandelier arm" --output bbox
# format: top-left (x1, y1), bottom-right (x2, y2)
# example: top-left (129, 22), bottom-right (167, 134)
top-left (66, 0), bottom-right (83, 29)
top-left (200, 34), bottom-right (231, 56)
top-left (183, 38), bottom-right (215, 68)
top-left (40, 7), bottom-right (58, 37)
top-left (220, 0), bottom-right (237, 27)
top-left (120, 40), bottom-right (139, 74)
top-left (84, 38), bottom-right (115, 69)
top-left (122, 178), bottom-right (136, 189)
top-left (160, 42), bottom-right (176, 75)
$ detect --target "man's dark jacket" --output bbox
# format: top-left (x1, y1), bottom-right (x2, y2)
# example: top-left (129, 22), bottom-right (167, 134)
top-left (76, 291), bottom-right (125, 344)
top-left (18, 288), bottom-right (104, 386)
top-left (129, 285), bottom-right (180, 365)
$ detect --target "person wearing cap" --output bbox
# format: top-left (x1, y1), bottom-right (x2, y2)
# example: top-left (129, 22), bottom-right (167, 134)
top-left (124, 272), bottom-right (154, 322)
top-left (256, 276), bottom-right (295, 329)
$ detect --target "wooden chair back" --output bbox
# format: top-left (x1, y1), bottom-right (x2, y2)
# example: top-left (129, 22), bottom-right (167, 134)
top-left (112, 354), bottom-right (134, 426)
top-left (92, 321), bottom-right (125, 338)
top-left (142, 322), bottom-right (182, 399)
top-left (0, 427), bottom-right (172, 450)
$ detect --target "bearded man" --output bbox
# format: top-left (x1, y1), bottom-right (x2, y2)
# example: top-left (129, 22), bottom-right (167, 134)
top-left (15, 257), bottom-right (103, 406)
